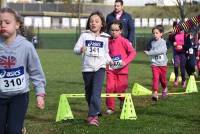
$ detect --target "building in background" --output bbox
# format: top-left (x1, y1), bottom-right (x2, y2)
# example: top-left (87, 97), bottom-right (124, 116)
top-left (4, 0), bottom-right (200, 6)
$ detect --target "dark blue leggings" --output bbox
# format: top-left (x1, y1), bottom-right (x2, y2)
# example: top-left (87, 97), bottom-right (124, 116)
top-left (82, 68), bottom-right (105, 117)
top-left (0, 93), bottom-right (29, 134)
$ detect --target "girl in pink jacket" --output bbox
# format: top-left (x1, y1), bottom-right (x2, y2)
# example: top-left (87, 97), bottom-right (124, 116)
top-left (105, 20), bottom-right (136, 114)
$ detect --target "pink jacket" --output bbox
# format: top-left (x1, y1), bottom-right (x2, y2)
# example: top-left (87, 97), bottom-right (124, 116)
top-left (108, 35), bottom-right (136, 74)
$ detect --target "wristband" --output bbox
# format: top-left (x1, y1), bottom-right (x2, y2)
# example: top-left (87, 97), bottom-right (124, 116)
top-left (36, 93), bottom-right (46, 97)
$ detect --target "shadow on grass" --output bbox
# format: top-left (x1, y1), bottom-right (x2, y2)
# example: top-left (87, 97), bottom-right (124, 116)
top-left (131, 60), bottom-right (150, 65)
top-left (54, 80), bottom-right (83, 86)
top-left (26, 114), bottom-right (53, 123)
top-left (146, 110), bottom-right (200, 124)
top-left (59, 119), bottom-right (86, 125)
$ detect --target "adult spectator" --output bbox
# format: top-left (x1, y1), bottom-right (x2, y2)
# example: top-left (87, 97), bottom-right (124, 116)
top-left (106, 0), bottom-right (135, 44)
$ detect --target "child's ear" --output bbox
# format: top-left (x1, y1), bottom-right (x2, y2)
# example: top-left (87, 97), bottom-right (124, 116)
top-left (15, 22), bottom-right (20, 30)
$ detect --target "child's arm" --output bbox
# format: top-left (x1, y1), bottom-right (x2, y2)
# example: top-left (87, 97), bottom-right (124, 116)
top-left (105, 38), bottom-right (113, 65)
top-left (74, 34), bottom-right (85, 55)
top-left (27, 43), bottom-right (46, 109)
top-left (122, 41), bottom-right (136, 66)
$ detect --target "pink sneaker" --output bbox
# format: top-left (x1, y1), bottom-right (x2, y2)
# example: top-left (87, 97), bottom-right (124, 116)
top-left (87, 116), bottom-right (93, 122)
top-left (182, 81), bottom-right (186, 88)
top-left (162, 88), bottom-right (168, 99)
top-left (88, 116), bottom-right (99, 127)
top-left (174, 80), bottom-right (178, 87)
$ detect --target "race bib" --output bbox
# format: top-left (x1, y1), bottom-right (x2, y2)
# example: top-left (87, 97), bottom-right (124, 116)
top-left (85, 40), bottom-right (104, 57)
top-left (110, 55), bottom-right (123, 69)
top-left (176, 45), bottom-right (183, 50)
top-left (0, 66), bottom-right (26, 92)
top-left (152, 54), bottom-right (164, 62)
top-left (189, 48), bottom-right (193, 54)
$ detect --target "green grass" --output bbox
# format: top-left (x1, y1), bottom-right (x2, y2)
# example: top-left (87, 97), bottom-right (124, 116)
top-left (36, 28), bottom-right (153, 50)
top-left (25, 49), bottom-right (200, 134)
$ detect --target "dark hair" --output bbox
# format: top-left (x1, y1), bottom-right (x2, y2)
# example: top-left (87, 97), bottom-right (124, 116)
top-left (152, 25), bottom-right (164, 33)
top-left (0, 7), bottom-right (25, 36)
top-left (110, 20), bottom-right (123, 30)
top-left (86, 11), bottom-right (106, 33)
top-left (115, 0), bottom-right (123, 5)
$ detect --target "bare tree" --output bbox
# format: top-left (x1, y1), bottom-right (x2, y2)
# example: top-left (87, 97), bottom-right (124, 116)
top-left (176, 0), bottom-right (186, 22)
top-left (158, 0), bottom-right (189, 22)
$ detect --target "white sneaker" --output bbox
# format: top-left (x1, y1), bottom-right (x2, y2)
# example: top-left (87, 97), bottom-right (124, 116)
top-left (22, 127), bottom-right (26, 134)
top-left (105, 109), bottom-right (114, 115)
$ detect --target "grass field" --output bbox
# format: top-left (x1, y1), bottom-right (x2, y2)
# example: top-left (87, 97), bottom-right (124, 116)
top-left (25, 49), bottom-right (200, 134)
top-left (37, 28), bottom-right (153, 50)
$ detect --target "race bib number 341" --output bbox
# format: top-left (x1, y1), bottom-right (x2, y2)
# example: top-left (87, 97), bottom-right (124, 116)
top-left (85, 40), bottom-right (104, 57)
top-left (0, 66), bottom-right (26, 92)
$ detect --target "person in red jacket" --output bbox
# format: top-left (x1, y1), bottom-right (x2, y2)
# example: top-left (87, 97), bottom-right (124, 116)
top-left (105, 20), bottom-right (136, 114)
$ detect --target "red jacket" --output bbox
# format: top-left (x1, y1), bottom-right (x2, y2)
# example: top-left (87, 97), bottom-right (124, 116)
top-left (108, 35), bottom-right (136, 74)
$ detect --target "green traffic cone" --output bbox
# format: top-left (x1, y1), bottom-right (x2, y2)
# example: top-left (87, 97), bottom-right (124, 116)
top-left (56, 94), bottom-right (74, 122)
top-left (132, 83), bottom-right (152, 96)
top-left (120, 94), bottom-right (137, 120)
top-left (186, 75), bottom-right (198, 93)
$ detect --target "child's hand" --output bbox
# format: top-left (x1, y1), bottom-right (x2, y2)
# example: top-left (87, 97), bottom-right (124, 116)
top-left (121, 61), bottom-right (126, 67)
top-left (144, 51), bottom-right (148, 55)
top-left (109, 60), bottom-right (114, 66)
top-left (36, 96), bottom-right (45, 109)
top-left (173, 42), bottom-right (177, 46)
top-left (80, 46), bottom-right (86, 53)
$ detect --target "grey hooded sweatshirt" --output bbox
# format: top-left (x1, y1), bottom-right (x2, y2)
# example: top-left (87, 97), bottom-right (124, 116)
top-left (0, 35), bottom-right (46, 98)
top-left (146, 38), bottom-right (168, 66)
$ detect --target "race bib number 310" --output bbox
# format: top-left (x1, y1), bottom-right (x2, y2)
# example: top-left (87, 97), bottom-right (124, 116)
top-left (85, 40), bottom-right (104, 57)
top-left (0, 66), bottom-right (26, 92)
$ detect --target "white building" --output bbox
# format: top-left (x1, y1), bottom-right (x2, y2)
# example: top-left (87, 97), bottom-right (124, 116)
top-left (5, 0), bottom-right (200, 6)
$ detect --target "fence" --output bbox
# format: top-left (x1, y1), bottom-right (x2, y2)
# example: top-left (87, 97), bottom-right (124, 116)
top-left (23, 16), bottom-right (182, 29)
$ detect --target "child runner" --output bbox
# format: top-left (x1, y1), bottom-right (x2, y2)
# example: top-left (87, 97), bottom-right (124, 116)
top-left (185, 32), bottom-right (198, 76)
top-left (170, 21), bottom-right (187, 88)
top-left (74, 11), bottom-right (112, 126)
top-left (144, 25), bottom-right (168, 101)
top-left (0, 8), bottom-right (46, 134)
top-left (105, 20), bottom-right (136, 114)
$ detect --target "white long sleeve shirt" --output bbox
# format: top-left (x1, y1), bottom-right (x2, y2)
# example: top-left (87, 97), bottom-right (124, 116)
top-left (74, 30), bottom-right (112, 72)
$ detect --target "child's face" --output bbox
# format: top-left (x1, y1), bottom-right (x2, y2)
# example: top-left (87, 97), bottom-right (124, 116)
top-left (89, 14), bottom-right (102, 34)
top-left (110, 24), bottom-right (121, 38)
top-left (153, 29), bottom-right (162, 40)
top-left (0, 12), bottom-right (19, 38)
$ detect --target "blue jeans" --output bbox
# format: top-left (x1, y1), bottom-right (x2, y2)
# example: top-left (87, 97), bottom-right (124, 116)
top-left (0, 93), bottom-right (29, 134)
top-left (82, 68), bottom-right (105, 117)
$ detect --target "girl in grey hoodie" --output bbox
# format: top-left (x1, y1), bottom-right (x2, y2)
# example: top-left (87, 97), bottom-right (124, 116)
top-left (0, 8), bottom-right (46, 133)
